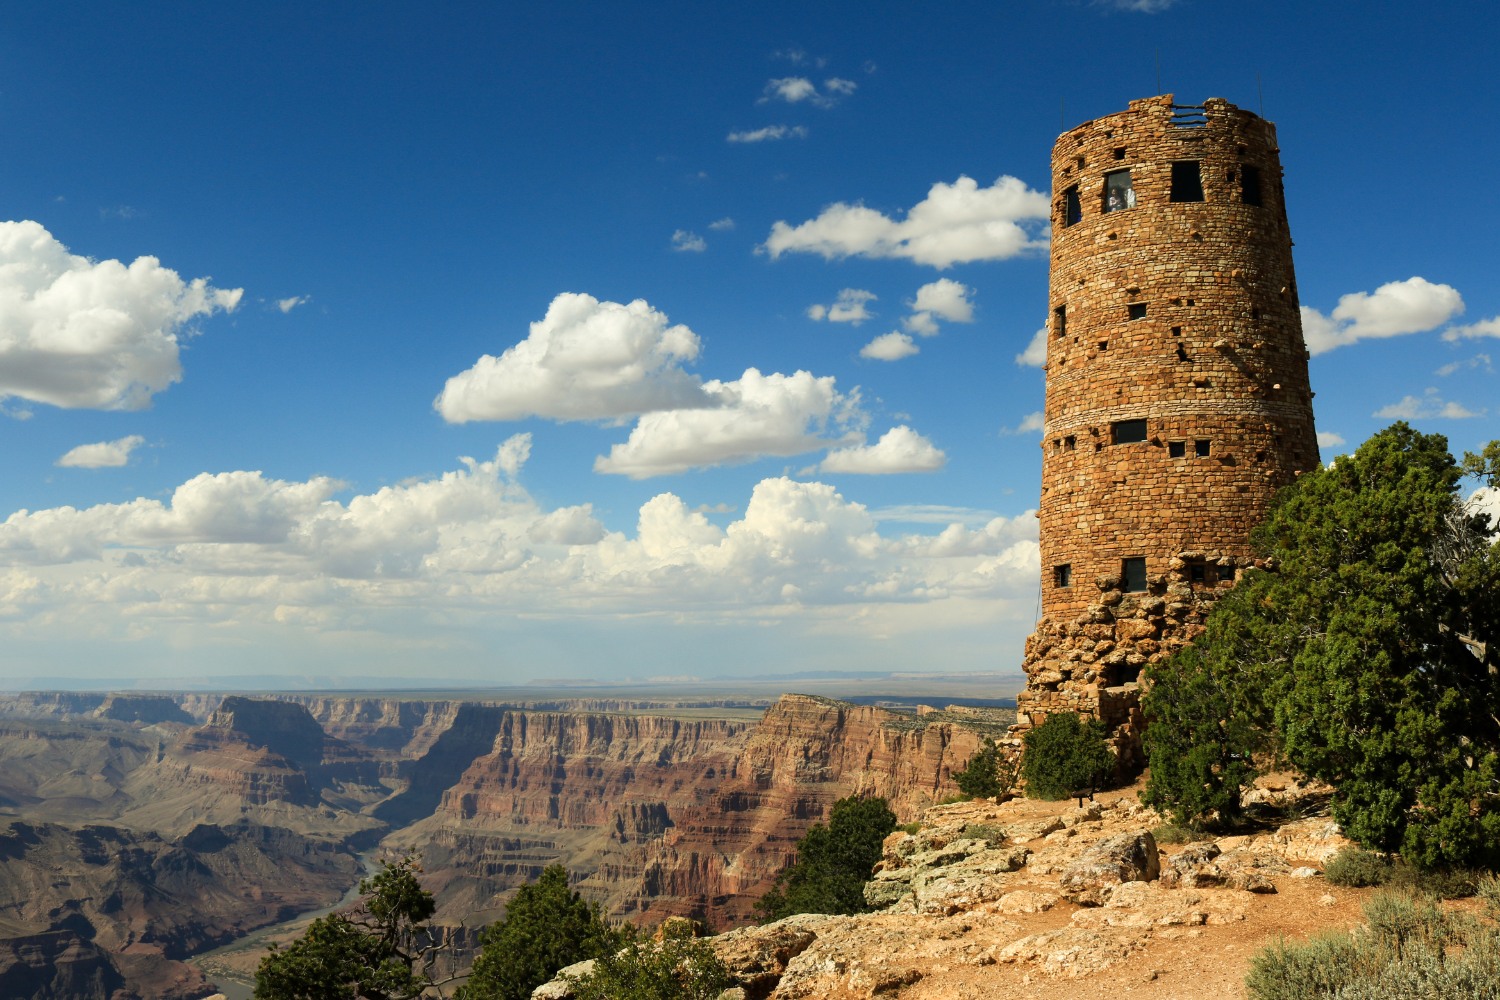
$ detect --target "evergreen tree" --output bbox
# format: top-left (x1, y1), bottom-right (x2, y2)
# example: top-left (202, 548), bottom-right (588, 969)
top-left (951, 738), bottom-right (1018, 800)
top-left (566, 933), bottom-right (730, 1000)
top-left (755, 795), bottom-right (896, 922)
top-left (1020, 712), bottom-right (1114, 801)
top-left (254, 855), bottom-right (446, 1000)
top-left (459, 865), bottom-right (629, 1000)
top-left (1141, 424), bottom-right (1500, 865)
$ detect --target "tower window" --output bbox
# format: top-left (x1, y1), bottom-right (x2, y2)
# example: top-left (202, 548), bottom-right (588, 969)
top-left (1064, 435), bottom-right (1076, 451)
top-left (1112, 419), bottom-right (1147, 444)
top-left (1241, 164), bottom-right (1262, 206)
top-left (1195, 439), bottom-right (1211, 457)
top-left (1054, 304), bottom-right (1067, 337)
top-left (1127, 302), bottom-right (1147, 321)
top-left (1186, 559), bottom-right (1217, 585)
top-left (1062, 186), bottom-right (1082, 227)
top-left (1171, 326), bottom-right (1182, 336)
top-left (1113, 147), bottom-right (1126, 160)
top-left (1103, 169), bottom-right (1134, 212)
top-left (1168, 441), bottom-right (1186, 458)
top-left (1098, 340), bottom-right (1108, 351)
top-left (1122, 558), bottom-right (1147, 593)
top-left (1054, 564), bottom-right (1073, 588)
top-left (1170, 161), bottom-right (1205, 203)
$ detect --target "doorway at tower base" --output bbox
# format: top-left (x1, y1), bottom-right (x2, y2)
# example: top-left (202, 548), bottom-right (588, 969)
top-left (1013, 548), bottom-right (1278, 779)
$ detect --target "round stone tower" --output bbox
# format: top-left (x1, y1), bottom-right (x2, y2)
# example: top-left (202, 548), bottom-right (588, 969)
top-left (1016, 95), bottom-right (1318, 766)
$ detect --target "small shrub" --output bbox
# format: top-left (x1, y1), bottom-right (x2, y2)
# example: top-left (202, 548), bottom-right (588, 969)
top-left (1245, 891), bottom-right (1500, 1000)
top-left (1020, 713), bottom-right (1114, 801)
top-left (567, 937), bottom-right (731, 1000)
top-left (1479, 873), bottom-right (1500, 916)
top-left (1387, 863), bottom-right (1483, 899)
top-left (951, 738), bottom-right (1019, 800)
top-left (960, 823), bottom-right (1005, 846)
top-left (1323, 847), bottom-right (1392, 888)
top-left (897, 821), bottom-right (921, 835)
top-left (1151, 823), bottom-right (1196, 845)
top-left (936, 794), bottom-right (969, 805)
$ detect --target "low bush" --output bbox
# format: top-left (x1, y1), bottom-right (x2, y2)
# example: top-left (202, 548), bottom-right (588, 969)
top-left (1245, 891), bottom-right (1500, 999)
top-left (959, 823), bottom-right (1005, 846)
top-left (1322, 847), bottom-right (1392, 888)
top-left (566, 937), bottom-right (731, 1000)
top-left (951, 738), bottom-right (1019, 800)
top-left (1151, 823), bottom-right (1196, 845)
top-left (897, 821), bottom-right (921, 835)
top-left (1020, 713), bottom-right (1114, 801)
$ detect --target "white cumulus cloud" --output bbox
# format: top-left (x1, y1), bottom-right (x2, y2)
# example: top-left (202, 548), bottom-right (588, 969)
top-left (1301, 277), bottom-right (1464, 355)
top-left (0, 220), bottom-right (243, 410)
top-left (1443, 317), bottom-right (1500, 343)
top-left (671, 230), bottom-right (707, 252)
top-left (276, 295), bottom-right (310, 313)
top-left (594, 368), bottom-right (855, 478)
top-left (860, 332), bottom-right (918, 361)
top-left (56, 435), bottom-right (145, 469)
top-left (1016, 326), bottom-right (1048, 367)
top-left (807, 288), bottom-right (877, 325)
top-left (819, 426), bottom-right (945, 474)
top-left (708, 218), bottom-right (735, 232)
top-left (762, 175), bottom-right (1049, 269)
top-left (759, 77), bottom-right (853, 108)
top-left (1316, 431), bottom-right (1347, 448)
top-left (434, 293), bottom-right (708, 423)
top-left (905, 278), bottom-right (975, 336)
top-left (727, 125), bottom-right (808, 143)
top-left (1001, 412), bottom-right (1045, 436)
top-left (1372, 387), bottom-right (1486, 420)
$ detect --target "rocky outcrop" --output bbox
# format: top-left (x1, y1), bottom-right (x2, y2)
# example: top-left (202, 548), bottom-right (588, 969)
top-left (578, 785), bottom-right (1363, 999)
top-left (95, 695), bottom-right (193, 726)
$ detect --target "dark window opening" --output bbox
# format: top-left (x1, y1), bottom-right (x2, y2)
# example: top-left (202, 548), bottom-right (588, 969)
top-left (1075, 155), bottom-right (1086, 170)
top-left (1113, 147), bottom-right (1126, 160)
top-left (1051, 439), bottom-right (1061, 452)
top-left (1171, 326), bottom-right (1182, 336)
top-left (1170, 161), bottom-right (1205, 203)
top-left (1054, 564), bottom-right (1072, 588)
top-left (1054, 304), bottom-right (1067, 337)
top-left (1251, 307), bottom-right (1261, 320)
top-left (1195, 439), bottom-right (1211, 457)
top-left (1103, 169), bottom-right (1134, 213)
top-left (1254, 450), bottom-right (1266, 462)
top-left (1122, 557), bottom-right (1147, 593)
top-left (1168, 441), bottom-right (1186, 458)
top-left (1062, 185), bottom-right (1082, 227)
top-left (1064, 435), bottom-right (1076, 451)
top-left (1112, 419), bottom-right (1148, 444)
top-left (1186, 298), bottom-right (1195, 306)
top-left (1098, 340), bottom-right (1108, 351)
top-left (1241, 164), bottom-right (1262, 206)
top-left (1127, 302), bottom-right (1147, 321)
top-left (1187, 560), bottom-right (1217, 585)
top-left (1226, 169), bottom-right (1237, 183)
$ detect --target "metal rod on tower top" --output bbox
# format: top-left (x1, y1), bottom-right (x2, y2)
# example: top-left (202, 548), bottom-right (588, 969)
top-left (1156, 50), bottom-right (1161, 95)
top-left (1258, 74), bottom-right (1265, 116)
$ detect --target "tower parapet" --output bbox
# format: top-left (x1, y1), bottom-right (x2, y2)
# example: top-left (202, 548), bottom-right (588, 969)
top-left (1017, 95), bottom-right (1318, 768)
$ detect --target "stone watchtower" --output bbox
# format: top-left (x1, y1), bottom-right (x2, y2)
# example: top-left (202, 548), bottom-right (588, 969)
top-left (1015, 95), bottom-right (1318, 767)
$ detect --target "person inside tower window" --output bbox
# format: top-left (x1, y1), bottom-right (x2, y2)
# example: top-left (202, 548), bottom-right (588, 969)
top-left (1103, 169), bottom-right (1133, 213)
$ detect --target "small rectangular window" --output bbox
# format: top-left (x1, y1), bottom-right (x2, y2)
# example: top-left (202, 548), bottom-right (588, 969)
top-left (1112, 419), bottom-right (1147, 444)
top-left (1054, 304), bottom-right (1067, 337)
top-left (1170, 161), bottom-right (1205, 203)
top-left (1098, 340), bottom-right (1108, 351)
top-left (1127, 302), bottom-right (1147, 321)
top-left (1054, 564), bottom-right (1073, 588)
top-left (1064, 435), bottom-right (1076, 451)
top-left (1062, 186), bottom-right (1082, 227)
top-left (1171, 326), bottom-right (1182, 336)
top-left (1195, 439), bottom-right (1211, 457)
top-left (1168, 441), bottom-right (1186, 458)
top-left (1122, 558), bottom-right (1147, 593)
top-left (1102, 169), bottom-right (1134, 212)
top-left (1113, 147), bottom-right (1126, 160)
top-left (1241, 164), bottom-right (1262, 206)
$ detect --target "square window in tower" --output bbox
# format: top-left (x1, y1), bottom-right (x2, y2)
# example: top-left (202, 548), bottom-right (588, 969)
top-left (1064, 435), bottom-right (1076, 451)
top-left (1054, 564), bottom-right (1072, 588)
top-left (1122, 558), bottom-right (1148, 593)
top-left (1171, 161), bottom-right (1206, 202)
top-left (1127, 302), bottom-right (1147, 321)
top-left (1195, 439), bottom-right (1211, 457)
top-left (1062, 186), bottom-right (1082, 227)
top-left (1112, 419), bottom-right (1148, 444)
top-left (1169, 441), bottom-right (1186, 458)
top-left (1103, 169), bottom-right (1134, 212)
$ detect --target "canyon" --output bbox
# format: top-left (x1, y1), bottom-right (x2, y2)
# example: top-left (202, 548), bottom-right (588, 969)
top-left (0, 689), bottom-right (1009, 999)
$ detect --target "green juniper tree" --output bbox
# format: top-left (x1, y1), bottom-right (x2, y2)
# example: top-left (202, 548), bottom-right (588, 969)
top-left (458, 865), bottom-right (629, 1000)
top-left (755, 795), bottom-right (896, 922)
top-left (1020, 712), bottom-right (1114, 802)
top-left (951, 737), bottom-right (1019, 800)
top-left (1142, 424), bottom-right (1500, 865)
top-left (254, 855), bottom-right (448, 1000)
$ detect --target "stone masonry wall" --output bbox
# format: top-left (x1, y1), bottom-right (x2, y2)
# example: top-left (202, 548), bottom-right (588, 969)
top-left (1017, 95), bottom-right (1316, 769)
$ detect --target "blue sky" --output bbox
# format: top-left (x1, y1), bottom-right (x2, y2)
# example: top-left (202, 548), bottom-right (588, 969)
top-left (1, 1), bottom-right (1496, 689)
